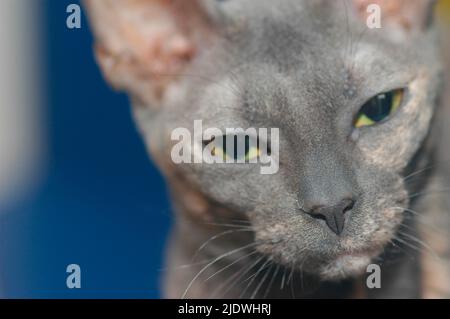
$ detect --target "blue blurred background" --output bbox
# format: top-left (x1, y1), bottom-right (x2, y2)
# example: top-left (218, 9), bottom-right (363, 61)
top-left (0, 0), bottom-right (449, 300)
top-left (0, 0), bottom-right (171, 298)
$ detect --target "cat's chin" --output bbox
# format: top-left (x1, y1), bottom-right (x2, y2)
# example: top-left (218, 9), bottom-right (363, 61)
top-left (318, 253), bottom-right (376, 281)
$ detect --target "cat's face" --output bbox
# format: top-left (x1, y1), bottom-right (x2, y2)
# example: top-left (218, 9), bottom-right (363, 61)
top-left (86, 0), bottom-right (443, 280)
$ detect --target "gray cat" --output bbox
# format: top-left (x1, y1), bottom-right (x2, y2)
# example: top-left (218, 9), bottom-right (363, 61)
top-left (84, 0), bottom-right (450, 298)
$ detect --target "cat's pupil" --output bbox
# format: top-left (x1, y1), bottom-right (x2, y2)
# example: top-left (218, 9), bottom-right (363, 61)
top-left (361, 92), bottom-right (393, 122)
top-left (209, 135), bottom-right (255, 160)
top-left (222, 135), bottom-right (251, 160)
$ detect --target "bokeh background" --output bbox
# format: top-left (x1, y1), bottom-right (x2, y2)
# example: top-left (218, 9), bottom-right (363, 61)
top-left (0, 0), bottom-right (449, 299)
top-left (0, 0), bottom-right (170, 298)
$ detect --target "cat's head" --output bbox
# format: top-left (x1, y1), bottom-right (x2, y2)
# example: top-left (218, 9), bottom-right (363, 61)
top-left (85, 0), bottom-right (443, 280)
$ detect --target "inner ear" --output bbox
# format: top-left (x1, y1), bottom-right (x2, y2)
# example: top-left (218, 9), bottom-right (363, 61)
top-left (84, 0), bottom-right (219, 105)
top-left (352, 0), bottom-right (436, 31)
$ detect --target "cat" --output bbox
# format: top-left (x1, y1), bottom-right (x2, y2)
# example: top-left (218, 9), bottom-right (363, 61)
top-left (84, 0), bottom-right (450, 298)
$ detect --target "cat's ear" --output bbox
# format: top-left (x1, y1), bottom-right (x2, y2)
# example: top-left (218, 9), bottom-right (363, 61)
top-left (83, 0), bottom-right (221, 105)
top-left (353, 0), bottom-right (436, 33)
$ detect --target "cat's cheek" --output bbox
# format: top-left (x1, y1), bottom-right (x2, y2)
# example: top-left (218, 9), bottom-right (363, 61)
top-left (357, 109), bottom-right (433, 172)
top-left (371, 207), bottom-right (404, 244)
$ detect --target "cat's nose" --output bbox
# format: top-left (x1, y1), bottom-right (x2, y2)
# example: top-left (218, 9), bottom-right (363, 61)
top-left (305, 199), bottom-right (355, 235)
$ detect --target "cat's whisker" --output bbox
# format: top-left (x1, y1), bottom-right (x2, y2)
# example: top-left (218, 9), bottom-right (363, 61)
top-left (296, 258), bottom-right (307, 291)
top-left (204, 249), bottom-right (259, 283)
top-left (244, 258), bottom-right (273, 284)
top-left (210, 257), bottom-right (252, 298)
top-left (398, 222), bottom-right (418, 233)
top-left (397, 230), bottom-right (441, 261)
top-left (202, 216), bottom-right (252, 226)
top-left (386, 238), bottom-right (417, 261)
top-left (404, 165), bottom-right (436, 182)
top-left (226, 218), bottom-right (252, 225)
top-left (162, 244), bottom-right (256, 272)
top-left (191, 228), bottom-right (255, 262)
top-left (201, 222), bottom-right (253, 229)
top-left (404, 215), bottom-right (449, 241)
top-left (392, 206), bottom-right (419, 215)
top-left (230, 256), bottom-right (266, 299)
top-left (392, 235), bottom-right (424, 256)
top-left (240, 257), bottom-right (271, 298)
top-left (158, 260), bottom-right (210, 272)
top-left (287, 263), bottom-right (295, 286)
top-left (263, 264), bottom-right (280, 299)
top-left (403, 158), bottom-right (450, 182)
top-left (251, 262), bottom-right (273, 299)
top-left (399, 219), bottom-right (447, 239)
top-left (280, 266), bottom-right (288, 290)
top-left (391, 211), bottom-right (439, 259)
top-left (181, 241), bottom-right (261, 298)
top-left (393, 206), bottom-right (445, 235)
top-left (217, 254), bottom-right (264, 298)
top-left (290, 270), bottom-right (296, 299)
top-left (407, 187), bottom-right (450, 200)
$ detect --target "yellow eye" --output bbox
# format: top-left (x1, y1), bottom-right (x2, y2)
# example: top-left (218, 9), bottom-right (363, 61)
top-left (245, 146), bottom-right (261, 161)
top-left (355, 89), bottom-right (404, 128)
top-left (209, 135), bottom-right (262, 162)
top-left (211, 144), bottom-right (229, 161)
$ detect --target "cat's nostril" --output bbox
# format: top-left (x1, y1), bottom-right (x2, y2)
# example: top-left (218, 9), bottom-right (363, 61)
top-left (306, 198), bottom-right (355, 236)
top-left (341, 198), bottom-right (355, 214)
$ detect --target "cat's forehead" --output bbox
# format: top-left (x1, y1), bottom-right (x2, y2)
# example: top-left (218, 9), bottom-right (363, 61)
top-left (179, 0), bottom-right (438, 127)
top-left (217, 2), bottom-right (433, 104)
top-left (223, 0), bottom-right (352, 33)
top-left (224, 1), bottom-right (376, 69)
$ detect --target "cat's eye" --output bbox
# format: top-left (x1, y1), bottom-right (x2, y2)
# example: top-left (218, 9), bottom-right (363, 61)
top-left (354, 89), bottom-right (405, 128)
top-left (206, 135), bottom-right (263, 162)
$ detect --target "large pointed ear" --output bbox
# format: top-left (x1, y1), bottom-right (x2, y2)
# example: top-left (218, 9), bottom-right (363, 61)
top-left (83, 0), bottom-right (220, 105)
top-left (353, 0), bottom-right (437, 33)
